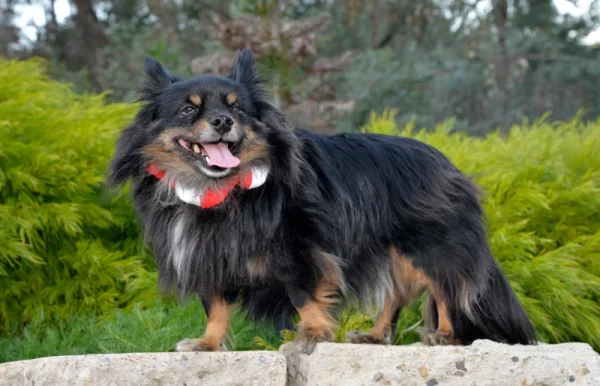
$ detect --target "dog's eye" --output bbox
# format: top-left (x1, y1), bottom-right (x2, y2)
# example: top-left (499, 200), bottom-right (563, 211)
top-left (180, 106), bottom-right (197, 116)
top-left (231, 105), bottom-right (245, 114)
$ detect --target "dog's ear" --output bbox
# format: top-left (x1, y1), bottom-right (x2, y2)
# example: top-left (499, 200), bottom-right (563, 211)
top-left (140, 56), bottom-right (179, 101)
top-left (228, 48), bottom-right (256, 84)
top-left (228, 48), bottom-right (264, 97)
top-left (144, 56), bottom-right (178, 86)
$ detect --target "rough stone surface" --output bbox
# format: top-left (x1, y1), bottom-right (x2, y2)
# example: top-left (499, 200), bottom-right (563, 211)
top-left (1, 340), bottom-right (598, 386)
top-left (280, 340), bottom-right (600, 386)
top-left (0, 351), bottom-right (286, 386)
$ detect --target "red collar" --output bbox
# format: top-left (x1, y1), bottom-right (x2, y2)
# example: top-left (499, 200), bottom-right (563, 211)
top-left (147, 162), bottom-right (269, 208)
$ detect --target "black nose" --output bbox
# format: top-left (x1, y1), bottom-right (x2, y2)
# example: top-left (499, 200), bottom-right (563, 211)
top-left (209, 114), bottom-right (234, 134)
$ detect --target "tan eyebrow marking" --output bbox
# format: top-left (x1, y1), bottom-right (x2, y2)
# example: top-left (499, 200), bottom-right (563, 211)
top-left (226, 93), bottom-right (237, 105)
top-left (189, 94), bottom-right (202, 106)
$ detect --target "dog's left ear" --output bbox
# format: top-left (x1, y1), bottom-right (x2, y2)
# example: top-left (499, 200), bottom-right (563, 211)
top-left (139, 56), bottom-right (180, 101)
top-left (228, 48), bottom-right (262, 93)
top-left (144, 56), bottom-right (179, 87)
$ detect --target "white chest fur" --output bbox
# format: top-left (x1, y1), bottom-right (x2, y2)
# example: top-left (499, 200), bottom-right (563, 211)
top-left (170, 216), bottom-right (191, 279)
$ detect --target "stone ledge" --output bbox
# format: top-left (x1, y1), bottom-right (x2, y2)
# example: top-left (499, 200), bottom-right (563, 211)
top-left (1, 340), bottom-right (598, 386)
top-left (281, 340), bottom-right (600, 386)
top-left (0, 351), bottom-right (286, 386)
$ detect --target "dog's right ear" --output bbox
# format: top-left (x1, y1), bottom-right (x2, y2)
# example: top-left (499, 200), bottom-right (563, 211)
top-left (228, 48), bottom-right (256, 85)
top-left (140, 56), bottom-right (179, 101)
top-left (228, 48), bottom-right (265, 102)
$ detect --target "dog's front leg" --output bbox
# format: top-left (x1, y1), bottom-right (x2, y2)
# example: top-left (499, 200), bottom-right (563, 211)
top-left (288, 280), bottom-right (337, 354)
top-left (176, 295), bottom-right (232, 352)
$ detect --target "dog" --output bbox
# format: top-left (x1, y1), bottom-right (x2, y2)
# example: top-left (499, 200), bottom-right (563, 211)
top-left (110, 48), bottom-right (536, 354)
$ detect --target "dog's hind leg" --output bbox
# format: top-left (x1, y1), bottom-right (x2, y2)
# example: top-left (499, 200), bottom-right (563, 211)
top-left (387, 247), bottom-right (461, 346)
top-left (419, 286), bottom-right (459, 345)
top-left (176, 295), bottom-right (232, 352)
top-left (345, 288), bottom-right (403, 345)
top-left (346, 246), bottom-right (435, 345)
top-left (289, 250), bottom-right (346, 354)
top-left (288, 278), bottom-right (338, 354)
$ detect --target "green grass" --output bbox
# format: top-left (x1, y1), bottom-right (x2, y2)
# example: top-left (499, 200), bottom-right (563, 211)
top-left (0, 299), bottom-right (282, 363)
top-left (1, 297), bottom-right (429, 363)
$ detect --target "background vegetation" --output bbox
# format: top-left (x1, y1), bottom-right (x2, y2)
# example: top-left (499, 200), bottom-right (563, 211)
top-left (0, 57), bottom-right (156, 333)
top-left (2, 0), bottom-right (600, 134)
top-left (1, 58), bottom-right (598, 363)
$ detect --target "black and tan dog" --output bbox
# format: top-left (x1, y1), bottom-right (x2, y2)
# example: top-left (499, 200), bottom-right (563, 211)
top-left (110, 48), bottom-right (536, 354)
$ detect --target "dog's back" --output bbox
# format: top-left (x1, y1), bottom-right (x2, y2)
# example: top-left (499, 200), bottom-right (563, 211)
top-left (295, 130), bottom-right (536, 346)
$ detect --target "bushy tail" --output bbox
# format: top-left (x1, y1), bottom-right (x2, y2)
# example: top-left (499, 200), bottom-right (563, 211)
top-left (427, 263), bottom-right (536, 345)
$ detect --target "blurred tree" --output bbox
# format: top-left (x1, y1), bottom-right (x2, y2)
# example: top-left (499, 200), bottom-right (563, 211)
top-left (190, 0), bottom-right (356, 132)
top-left (3, 0), bottom-right (600, 133)
top-left (71, 0), bottom-right (108, 92)
top-left (0, 0), bottom-right (19, 57)
top-left (338, 0), bottom-right (600, 133)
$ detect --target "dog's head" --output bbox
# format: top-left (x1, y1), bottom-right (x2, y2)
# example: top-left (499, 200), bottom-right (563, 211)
top-left (111, 48), bottom-right (294, 189)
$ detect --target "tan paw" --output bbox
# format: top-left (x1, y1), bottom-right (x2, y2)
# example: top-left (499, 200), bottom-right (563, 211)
top-left (295, 328), bottom-right (334, 354)
top-left (417, 328), bottom-right (457, 346)
top-left (175, 337), bottom-right (227, 352)
top-left (345, 330), bottom-right (391, 345)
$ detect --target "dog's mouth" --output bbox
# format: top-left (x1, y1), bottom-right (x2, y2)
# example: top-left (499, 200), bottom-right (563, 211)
top-left (176, 138), bottom-right (241, 170)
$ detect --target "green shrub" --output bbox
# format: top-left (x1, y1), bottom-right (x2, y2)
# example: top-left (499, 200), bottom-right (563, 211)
top-left (1, 59), bottom-right (598, 353)
top-left (0, 58), bottom-right (157, 332)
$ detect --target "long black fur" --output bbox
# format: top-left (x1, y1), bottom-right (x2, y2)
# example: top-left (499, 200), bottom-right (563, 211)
top-left (110, 49), bottom-right (536, 346)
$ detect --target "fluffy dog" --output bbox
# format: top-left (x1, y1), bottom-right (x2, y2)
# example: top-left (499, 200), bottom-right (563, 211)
top-left (110, 48), bottom-right (536, 353)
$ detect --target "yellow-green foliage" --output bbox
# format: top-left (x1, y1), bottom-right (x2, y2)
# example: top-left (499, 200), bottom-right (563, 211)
top-left (0, 58), bottom-right (156, 331)
top-left (1, 59), bottom-right (599, 351)
top-left (359, 109), bottom-right (600, 349)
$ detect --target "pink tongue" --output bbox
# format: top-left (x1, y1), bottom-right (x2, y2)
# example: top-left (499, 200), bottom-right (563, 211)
top-left (201, 142), bottom-right (240, 168)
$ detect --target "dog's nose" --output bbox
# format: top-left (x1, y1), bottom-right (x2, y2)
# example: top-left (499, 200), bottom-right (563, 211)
top-left (209, 114), bottom-right (234, 134)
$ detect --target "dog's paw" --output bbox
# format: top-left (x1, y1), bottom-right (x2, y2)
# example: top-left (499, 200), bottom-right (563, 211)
top-left (416, 327), bottom-right (457, 346)
top-left (295, 328), bottom-right (334, 354)
top-left (176, 337), bottom-right (227, 352)
top-left (345, 330), bottom-right (391, 345)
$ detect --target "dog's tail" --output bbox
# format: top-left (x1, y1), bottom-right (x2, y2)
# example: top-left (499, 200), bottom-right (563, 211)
top-left (425, 261), bottom-right (536, 345)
